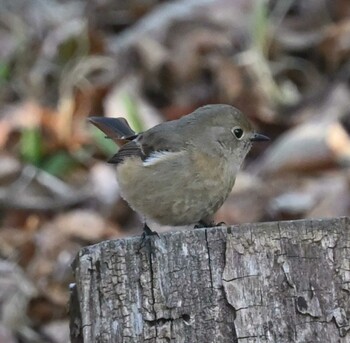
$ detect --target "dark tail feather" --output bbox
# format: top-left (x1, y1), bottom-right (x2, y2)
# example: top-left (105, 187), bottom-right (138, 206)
top-left (88, 117), bottom-right (137, 145)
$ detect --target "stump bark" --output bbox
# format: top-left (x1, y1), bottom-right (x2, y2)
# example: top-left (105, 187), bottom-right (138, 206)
top-left (70, 217), bottom-right (350, 342)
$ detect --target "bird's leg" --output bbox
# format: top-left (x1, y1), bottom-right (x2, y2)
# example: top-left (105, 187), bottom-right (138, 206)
top-left (140, 223), bottom-right (160, 251)
top-left (142, 223), bottom-right (160, 237)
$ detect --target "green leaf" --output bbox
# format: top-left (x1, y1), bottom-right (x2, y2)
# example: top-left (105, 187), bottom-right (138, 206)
top-left (0, 62), bottom-right (10, 83)
top-left (20, 127), bottom-right (43, 166)
top-left (251, 0), bottom-right (269, 54)
top-left (92, 126), bottom-right (117, 156)
top-left (41, 151), bottom-right (77, 177)
top-left (123, 93), bottom-right (144, 133)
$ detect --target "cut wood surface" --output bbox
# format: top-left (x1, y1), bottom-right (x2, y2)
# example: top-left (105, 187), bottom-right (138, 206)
top-left (70, 217), bottom-right (350, 342)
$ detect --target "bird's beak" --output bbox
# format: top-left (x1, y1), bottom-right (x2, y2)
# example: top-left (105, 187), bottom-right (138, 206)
top-left (250, 133), bottom-right (270, 142)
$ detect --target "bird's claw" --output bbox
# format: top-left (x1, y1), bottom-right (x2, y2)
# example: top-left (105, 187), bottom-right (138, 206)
top-left (194, 220), bottom-right (226, 229)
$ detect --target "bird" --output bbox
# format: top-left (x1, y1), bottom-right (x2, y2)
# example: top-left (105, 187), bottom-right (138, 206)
top-left (89, 104), bottom-right (269, 236)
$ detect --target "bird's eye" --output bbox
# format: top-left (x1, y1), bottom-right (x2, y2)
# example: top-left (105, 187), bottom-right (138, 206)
top-left (232, 127), bottom-right (244, 139)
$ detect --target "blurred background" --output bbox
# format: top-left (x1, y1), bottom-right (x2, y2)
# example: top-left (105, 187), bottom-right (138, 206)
top-left (1, 0), bottom-right (350, 341)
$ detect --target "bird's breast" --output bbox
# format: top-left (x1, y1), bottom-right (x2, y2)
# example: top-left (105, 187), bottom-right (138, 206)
top-left (189, 151), bottom-right (237, 210)
top-left (115, 150), bottom-right (236, 225)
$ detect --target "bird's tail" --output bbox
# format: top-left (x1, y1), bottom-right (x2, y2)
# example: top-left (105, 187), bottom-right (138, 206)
top-left (88, 117), bottom-right (137, 146)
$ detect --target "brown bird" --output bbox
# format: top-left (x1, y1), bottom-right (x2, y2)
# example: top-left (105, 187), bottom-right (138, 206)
top-left (89, 104), bottom-right (269, 236)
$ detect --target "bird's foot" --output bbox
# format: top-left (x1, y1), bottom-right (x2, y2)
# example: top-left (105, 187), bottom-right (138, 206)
top-left (194, 220), bottom-right (226, 229)
top-left (194, 220), bottom-right (212, 229)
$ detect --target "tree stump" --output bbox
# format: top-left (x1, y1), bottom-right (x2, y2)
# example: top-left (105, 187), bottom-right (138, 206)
top-left (70, 217), bottom-right (350, 342)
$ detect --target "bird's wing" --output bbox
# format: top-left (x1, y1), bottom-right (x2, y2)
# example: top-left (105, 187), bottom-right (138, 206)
top-left (108, 141), bottom-right (144, 164)
top-left (108, 125), bottom-right (186, 165)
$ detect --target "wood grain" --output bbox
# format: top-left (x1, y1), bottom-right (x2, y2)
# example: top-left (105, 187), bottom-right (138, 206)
top-left (70, 217), bottom-right (350, 342)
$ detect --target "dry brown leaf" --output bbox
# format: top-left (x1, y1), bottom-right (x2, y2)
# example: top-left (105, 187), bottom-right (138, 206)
top-left (306, 172), bottom-right (350, 218)
top-left (89, 163), bottom-right (120, 211)
top-left (269, 192), bottom-right (317, 218)
top-left (0, 260), bottom-right (37, 332)
top-left (214, 57), bottom-right (243, 102)
top-left (104, 75), bottom-right (163, 130)
top-left (133, 37), bottom-right (169, 73)
top-left (54, 209), bottom-right (119, 241)
top-left (0, 122), bottom-right (12, 149)
top-left (0, 324), bottom-right (16, 343)
top-left (0, 228), bottom-right (36, 268)
top-left (0, 154), bottom-right (21, 182)
top-left (0, 100), bottom-right (93, 154)
top-left (327, 121), bottom-right (350, 160)
top-left (318, 19), bottom-right (350, 71)
top-left (330, 0), bottom-right (350, 20)
top-left (215, 172), bottom-right (266, 224)
top-left (27, 296), bottom-right (66, 325)
top-left (25, 209), bottom-right (120, 309)
top-left (41, 320), bottom-right (70, 343)
top-left (1, 101), bottom-right (42, 130)
top-left (253, 120), bottom-right (350, 175)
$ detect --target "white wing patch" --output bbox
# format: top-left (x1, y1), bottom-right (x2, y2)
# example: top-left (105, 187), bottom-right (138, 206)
top-left (143, 151), bottom-right (184, 167)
